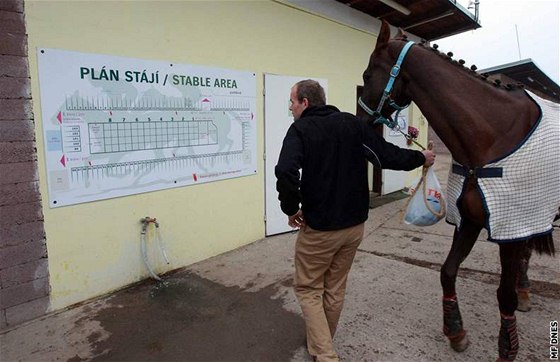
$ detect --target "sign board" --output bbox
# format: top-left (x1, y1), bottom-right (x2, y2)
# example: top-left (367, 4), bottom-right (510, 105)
top-left (37, 48), bottom-right (257, 207)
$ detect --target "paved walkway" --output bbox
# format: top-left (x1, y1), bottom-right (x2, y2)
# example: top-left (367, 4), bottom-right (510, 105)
top-left (1, 154), bottom-right (559, 361)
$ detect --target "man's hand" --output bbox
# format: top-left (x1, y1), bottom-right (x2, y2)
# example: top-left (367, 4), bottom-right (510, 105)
top-left (288, 209), bottom-right (305, 228)
top-left (422, 149), bottom-right (436, 167)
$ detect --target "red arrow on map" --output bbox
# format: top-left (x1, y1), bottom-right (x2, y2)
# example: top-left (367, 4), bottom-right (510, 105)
top-left (60, 155), bottom-right (66, 167)
top-left (56, 112), bottom-right (62, 124)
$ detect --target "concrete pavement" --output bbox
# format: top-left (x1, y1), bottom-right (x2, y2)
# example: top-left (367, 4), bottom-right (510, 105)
top-left (1, 153), bottom-right (559, 361)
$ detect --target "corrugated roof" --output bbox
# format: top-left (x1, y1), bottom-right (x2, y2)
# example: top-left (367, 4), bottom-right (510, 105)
top-left (479, 59), bottom-right (560, 103)
top-left (335, 0), bottom-right (480, 40)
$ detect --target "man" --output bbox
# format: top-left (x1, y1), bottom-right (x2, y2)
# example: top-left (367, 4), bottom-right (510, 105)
top-left (275, 79), bottom-right (435, 361)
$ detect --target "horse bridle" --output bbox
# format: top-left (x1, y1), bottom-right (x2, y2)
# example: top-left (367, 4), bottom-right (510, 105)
top-left (358, 41), bottom-right (415, 130)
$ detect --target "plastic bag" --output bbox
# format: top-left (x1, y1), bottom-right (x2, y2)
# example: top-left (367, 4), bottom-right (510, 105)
top-left (404, 167), bottom-right (445, 226)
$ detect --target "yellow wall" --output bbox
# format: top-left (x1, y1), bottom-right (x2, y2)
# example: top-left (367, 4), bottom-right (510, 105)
top-left (25, 0), bottom-right (385, 310)
top-left (406, 103), bottom-right (429, 186)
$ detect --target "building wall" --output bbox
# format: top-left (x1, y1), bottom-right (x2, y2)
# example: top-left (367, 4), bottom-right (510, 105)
top-left (0, 0), bottom-right (428, 326)
top-left (23, 0), bottom-right (378, 312)
top-left (0, 0), bottom-right (49, 329)
top-left (407, 104), bottom-right (435, 186)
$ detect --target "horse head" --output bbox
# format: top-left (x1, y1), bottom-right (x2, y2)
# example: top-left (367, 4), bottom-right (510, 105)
top-left (359, 20), bottom-right (413, 126)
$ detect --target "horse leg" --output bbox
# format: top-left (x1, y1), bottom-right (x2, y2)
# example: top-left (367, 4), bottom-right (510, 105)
top-left (515, 242), bottom-right (531, 312)
top-left (440, 220), bottom-right (481, 352)
top-left (497, 242), bottom-right (524, 362)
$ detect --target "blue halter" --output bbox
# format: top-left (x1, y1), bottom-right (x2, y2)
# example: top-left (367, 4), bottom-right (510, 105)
top-left (358, 41), bottom-right (415, 129)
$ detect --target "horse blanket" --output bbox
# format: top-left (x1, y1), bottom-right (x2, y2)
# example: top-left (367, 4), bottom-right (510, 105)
top-left (446, 91), bottom-right (560, 242)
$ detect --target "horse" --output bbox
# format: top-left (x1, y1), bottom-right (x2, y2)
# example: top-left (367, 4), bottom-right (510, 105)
top-left (358, 20), bottom-right (559, 362)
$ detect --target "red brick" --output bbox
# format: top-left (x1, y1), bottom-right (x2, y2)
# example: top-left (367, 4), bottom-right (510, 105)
top-left (0, 220), bottom-right (45, 248)
top-left (0, 239), bottom-right (47, 269)
top-left (0, 11), bottom-right (25, 34)
top-left (1, 258), bottom-right (48, 288)
top-left (0, 161), bottom-right (38, 184)
top-left (0, 277), bottom-right (49, 309)
top-left (0, 77), bottom-right (30, 99)
top-left (0, 141), bottom-right (37, 163)
top-left (0, 55), bottom-right (29, 78)
top-left (0, 201), bottom-right (44, 228)
top-left (0, 0), bottom-right (24, 13)
top-left (0, 120), bottom-right (35, 142)
top-left (0, 181), bottom-right (41, 207)
top-left (0, 31), bottom-right (27, 57)
top-left (5, 296), bottom-right (49, 326)
top-left (0, 99), bottom-right (33, 120)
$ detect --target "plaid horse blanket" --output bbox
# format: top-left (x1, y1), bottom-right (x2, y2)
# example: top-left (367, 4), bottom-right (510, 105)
top-left (446, 91), bottom-right (560, 242)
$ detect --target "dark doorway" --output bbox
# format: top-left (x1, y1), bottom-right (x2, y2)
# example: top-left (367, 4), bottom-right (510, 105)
top-left (356, 86), bottom-right (382, 195)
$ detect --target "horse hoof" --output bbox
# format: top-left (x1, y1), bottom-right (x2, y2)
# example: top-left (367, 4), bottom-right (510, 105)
top-left (450, 333), bottom-right (470, 352)
top-left (517, 291), bottom-right (531, 312)
top-left (496, 358), bottom-right (514, 362)
top-left (517, 298), bottom-right (531, 312)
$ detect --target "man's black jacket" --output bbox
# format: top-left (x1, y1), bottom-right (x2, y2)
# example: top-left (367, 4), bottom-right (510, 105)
top-left (275, 105), bottom-right (425, 231)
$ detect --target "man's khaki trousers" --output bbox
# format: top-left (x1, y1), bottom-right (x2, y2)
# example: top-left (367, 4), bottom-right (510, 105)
top-left (294, 223), bottom-right (364, 362)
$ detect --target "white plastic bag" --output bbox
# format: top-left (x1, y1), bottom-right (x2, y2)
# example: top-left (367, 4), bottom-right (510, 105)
top-left (404, 167), bottom-right (446, 226)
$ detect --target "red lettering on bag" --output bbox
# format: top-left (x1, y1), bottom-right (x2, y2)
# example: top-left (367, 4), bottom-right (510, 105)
top-left (428, 189), bottom-right (441, 199)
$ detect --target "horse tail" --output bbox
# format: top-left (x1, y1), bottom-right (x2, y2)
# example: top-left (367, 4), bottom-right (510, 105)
top-left (528, 233), bottom-right (555, 256)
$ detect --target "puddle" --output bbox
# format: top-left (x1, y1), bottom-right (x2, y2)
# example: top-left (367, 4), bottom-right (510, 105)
top-left (91, 272), bottom-right (305, 361)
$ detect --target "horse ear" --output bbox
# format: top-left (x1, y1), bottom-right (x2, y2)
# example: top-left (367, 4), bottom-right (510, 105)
top-left (396, 27), bottom-right (406, 39)
top-left (375, 20), bottom-right (391, 50)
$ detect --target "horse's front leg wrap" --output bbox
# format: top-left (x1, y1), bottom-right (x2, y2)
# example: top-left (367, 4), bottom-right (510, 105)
top-left (443, 295), bottom-right (464, 338)
top-left (497, 314), bottom-right (518, 361)
top-left (443, 295), bottom-right (469, 351)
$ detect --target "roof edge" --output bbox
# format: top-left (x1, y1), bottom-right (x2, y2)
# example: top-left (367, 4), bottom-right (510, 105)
top-left (480, 58), bottom-right (560, 89)
top-left (448, 0), bottom-right (480, 26)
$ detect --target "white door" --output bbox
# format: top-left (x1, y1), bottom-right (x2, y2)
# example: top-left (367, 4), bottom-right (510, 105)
top-left (264, 74), bottom-right (328, 236)
top-left (382, 109), bottom-right (409, 194)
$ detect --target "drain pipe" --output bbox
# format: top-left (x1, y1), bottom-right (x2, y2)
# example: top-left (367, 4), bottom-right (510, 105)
top-left (140, 217), bottom-right (170, 281)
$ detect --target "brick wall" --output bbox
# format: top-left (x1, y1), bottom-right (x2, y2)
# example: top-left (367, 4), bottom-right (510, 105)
top-left (0, 0), bottom-right (50, 330)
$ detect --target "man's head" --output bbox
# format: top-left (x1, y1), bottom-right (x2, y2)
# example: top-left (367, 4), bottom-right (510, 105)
top-left (289, 79), bottom-right (326, 120)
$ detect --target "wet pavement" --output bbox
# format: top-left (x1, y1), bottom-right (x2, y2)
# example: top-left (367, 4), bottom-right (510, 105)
top-left (89, 274), bottom-right (304, 361)
top-left (1, 153), bottom-right (559, 362)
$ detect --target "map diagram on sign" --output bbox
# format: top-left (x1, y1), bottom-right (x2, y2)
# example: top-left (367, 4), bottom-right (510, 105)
top-left (37, 48), bottom-right (257, 208)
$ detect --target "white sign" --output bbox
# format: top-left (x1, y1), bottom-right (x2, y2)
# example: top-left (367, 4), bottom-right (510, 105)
top-left (37, 48), bottom-right (257, 208)
top-left (389, 111), bottom-right (407, 136)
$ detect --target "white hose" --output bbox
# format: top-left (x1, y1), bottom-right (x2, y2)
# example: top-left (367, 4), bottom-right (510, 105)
top-left (141, 230), bottom-right (162, 281)
top-left (156, 226), bottom-right (170, 265)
